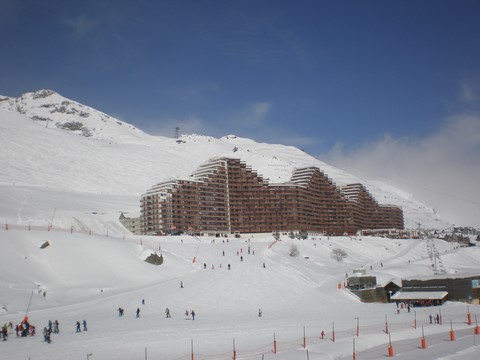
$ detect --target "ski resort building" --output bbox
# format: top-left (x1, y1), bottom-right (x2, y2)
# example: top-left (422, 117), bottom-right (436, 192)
top-left (340, 183), bottom-right (405, 233)
top-left (140, 157), bottom-right (404, 235)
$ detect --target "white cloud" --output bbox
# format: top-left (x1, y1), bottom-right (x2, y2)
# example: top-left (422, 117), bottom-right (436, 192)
top-left (460, 79), bottom-right (479, 104)
top-left (322, 113), bottom-right (480, 228)
top-left (252, 101), bottom-right (271, 120)
top-left (62, 16), bottom-right (95, 38)
top-left (232, 101), bottom-right (272, 128)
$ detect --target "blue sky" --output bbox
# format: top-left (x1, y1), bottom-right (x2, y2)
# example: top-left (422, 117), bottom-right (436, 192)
top-left (2, 0), bottom-right (480, 226)
top-left (1, 0), bottom-right (478, 151)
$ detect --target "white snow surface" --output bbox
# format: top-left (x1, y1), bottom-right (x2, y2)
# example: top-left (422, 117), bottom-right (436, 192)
top-left (1, 90), bottom-right (479, 360)
top-left (0, 230), bottom-right (479, 360)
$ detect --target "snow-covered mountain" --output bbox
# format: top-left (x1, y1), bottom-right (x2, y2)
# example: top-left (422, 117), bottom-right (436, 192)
top-left (1, 91), bottom-right (479, 360)
top-left (0, 90), bottom-right (448, 230)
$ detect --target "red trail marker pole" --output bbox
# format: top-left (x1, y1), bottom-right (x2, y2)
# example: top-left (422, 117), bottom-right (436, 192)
top-left (303, 326), bottom-right (306, 348)
top-left (191, 339), bottom-right (194, 360)
top-left (273, 332), bottom-right (277, 353)
top-left (353, 338), bottom-right (356, 360)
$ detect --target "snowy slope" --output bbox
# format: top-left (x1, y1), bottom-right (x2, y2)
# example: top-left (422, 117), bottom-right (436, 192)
top-left (0, 229), bottom-right (479, 360)
top-left (0, 90), bottom-right (478, 360)
top-left (0, 90), bottom-right (447, 229)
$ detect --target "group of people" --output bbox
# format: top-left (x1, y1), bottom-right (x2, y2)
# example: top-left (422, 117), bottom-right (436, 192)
top-left (116, 302), bottom-right (195, 320)
top-left (42, 319), bottom-right (59, 343)
top-left (75, 320), bottom-right (87, 333)
top-left (429, 314), bottom-right (442, 324)
top-left (13, 317), bottom-right (35, 338)
top-left (2, 316), bottom-right (88, 344)
top-left (185, 310), bottom-right (196, 320)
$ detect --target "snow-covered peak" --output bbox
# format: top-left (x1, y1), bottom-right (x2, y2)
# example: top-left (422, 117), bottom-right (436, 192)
top-left (0, 89), bottom-right (149, 142)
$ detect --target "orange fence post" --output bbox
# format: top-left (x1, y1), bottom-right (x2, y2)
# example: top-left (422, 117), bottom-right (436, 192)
top-left (449, 320), bottom-right (455, 341)
top-left (421, 326), bottom-right (426, 349)
top-left (388, 345), bottom-right (394, 357)
top-left (388, 333), bottom-right (394, 357)
top-left (449, 330), bottom-right (455, 341)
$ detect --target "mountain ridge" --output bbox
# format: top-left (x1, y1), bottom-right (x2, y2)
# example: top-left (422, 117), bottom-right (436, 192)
top-left (0, 90), bottom-right (448, 229)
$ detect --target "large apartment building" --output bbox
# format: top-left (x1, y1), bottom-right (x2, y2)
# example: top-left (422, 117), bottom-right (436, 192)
top-left (140, 157), bottom-right (404, 235)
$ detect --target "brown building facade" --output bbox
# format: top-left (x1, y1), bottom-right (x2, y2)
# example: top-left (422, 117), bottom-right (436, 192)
top-left (140, 157), bottom-right (404, 235)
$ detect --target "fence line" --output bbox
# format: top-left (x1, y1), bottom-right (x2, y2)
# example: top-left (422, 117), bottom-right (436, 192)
top-left (140, 318), bottom-right (479, 360)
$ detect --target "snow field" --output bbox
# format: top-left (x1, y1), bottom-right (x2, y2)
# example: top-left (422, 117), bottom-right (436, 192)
top-left (0, 227), bottom-right (479, 360)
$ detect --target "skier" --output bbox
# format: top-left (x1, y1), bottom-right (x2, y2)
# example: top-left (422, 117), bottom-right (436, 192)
top-left (53, 320), bottom-right (59, 333)
top-left (191, 310), bottom-right (195, 320)
top-left (165, 308), bottom-right (171, 318)
top-left (142, 299), bottom-right (145, 305)
top-left (82, 320), bottom-right (87, 331)
top-left (429, 314), bottom-right (433, 324)
top-left (228, 264), bottom-right (231, 270)
top-left (258, 308), bottom-right (262, 317)
top-left (136, 308), bottom-right (140, 318)
top-left (180, 281), bottom-right (184, 288)
top-left (185, 309), bottom-right (190, 319)
top-left (43, 327), bottom-right (51, 343)
top-left (321, 330), bottom-right (325, 339)
top-left (75, 321), bottom-right (81, 332)
top-left (1, 324), bottom-right (7, 341)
